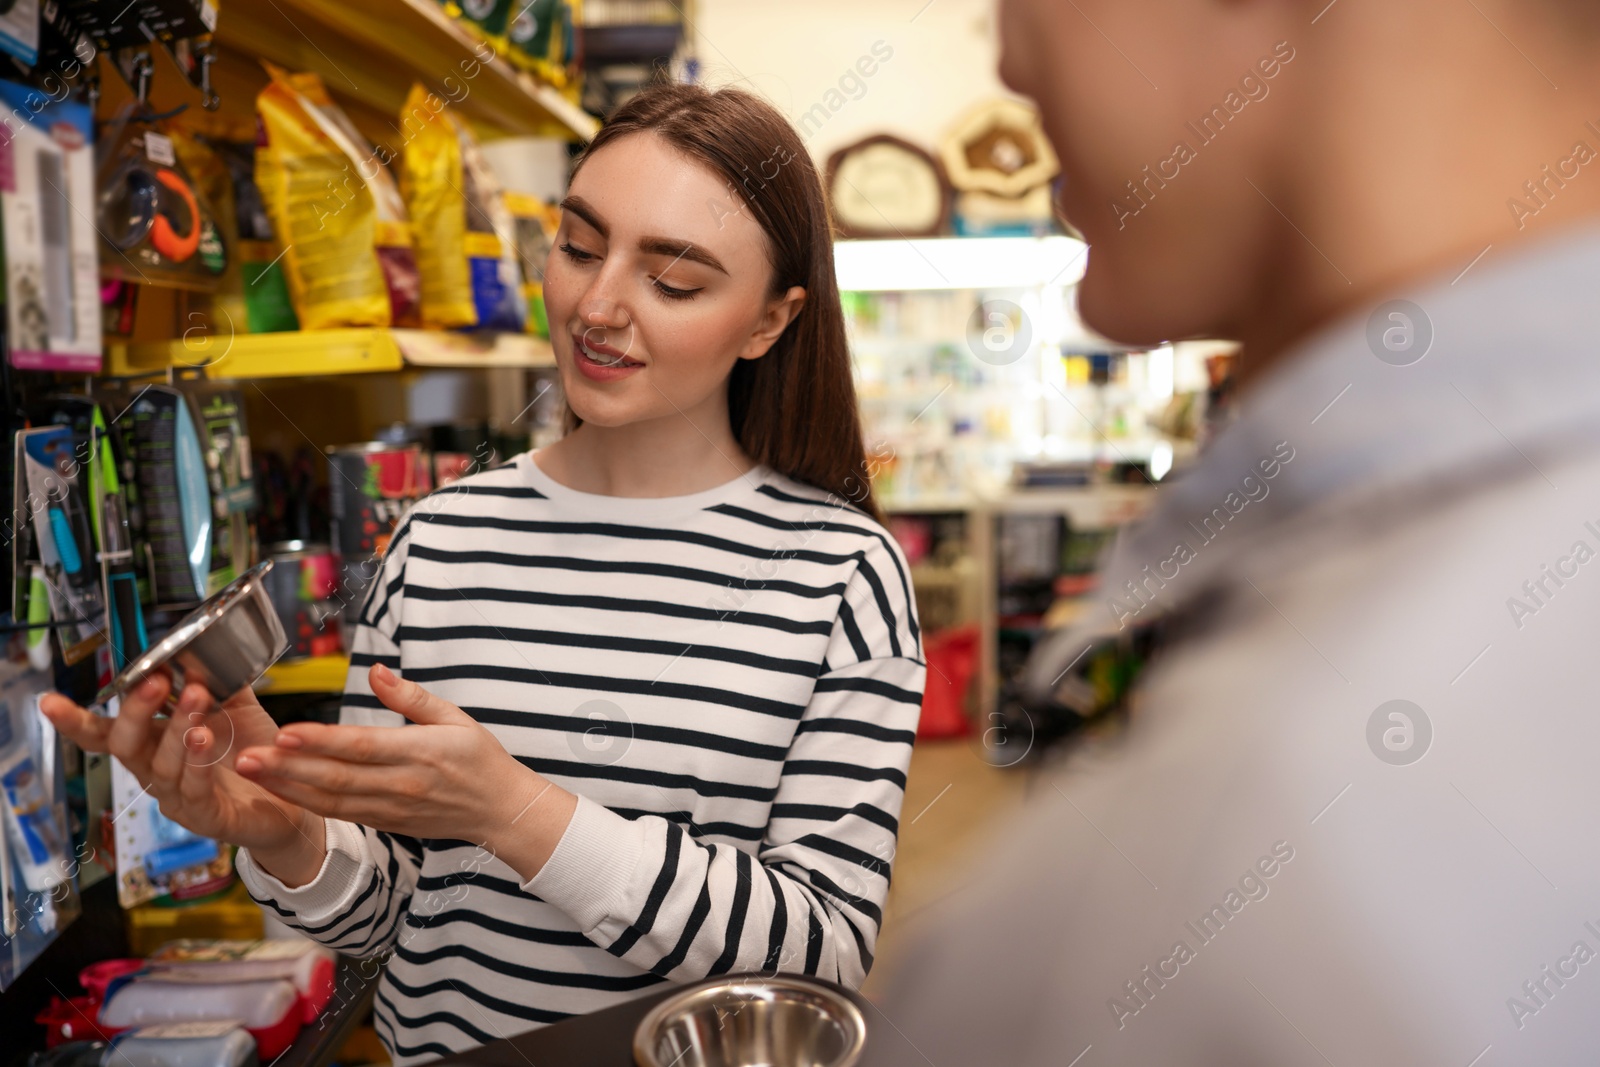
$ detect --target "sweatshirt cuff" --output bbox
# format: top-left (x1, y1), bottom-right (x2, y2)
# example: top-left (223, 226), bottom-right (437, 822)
top-left (237, 818), bottom-right (372, 924)
top-left (521, 795), bottom-right (646, 933)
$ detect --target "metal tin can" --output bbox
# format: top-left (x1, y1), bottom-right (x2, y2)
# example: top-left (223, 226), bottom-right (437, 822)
top-left (327, 442), bottom-right (425, 557)
top-left (264, 541), bottom-right (340, 659)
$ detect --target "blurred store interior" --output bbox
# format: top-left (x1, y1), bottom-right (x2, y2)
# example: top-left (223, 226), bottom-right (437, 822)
top-left (0, 1), bottom-right (1240, 1062)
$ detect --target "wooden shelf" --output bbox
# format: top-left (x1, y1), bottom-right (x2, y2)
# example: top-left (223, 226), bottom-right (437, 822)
top-left (258, 654), bottom-right (351, 695)
top-left (105, 328), bottom-right (555, 379)
top-left (212, 0), bottom-right (598, 141)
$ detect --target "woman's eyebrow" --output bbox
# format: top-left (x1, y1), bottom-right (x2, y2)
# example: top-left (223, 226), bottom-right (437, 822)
top-left (561, 195), bottom-right (728, 275)
top-left (638, 236), bottom-right (728, 276)
top-left (559, 196), bottom-right (607, 237)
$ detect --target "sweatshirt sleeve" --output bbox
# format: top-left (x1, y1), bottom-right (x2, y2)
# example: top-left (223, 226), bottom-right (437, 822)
top-left (525, 532), bottom-right (925, 987)
top-left (237, 521), bottom-right (426, 959)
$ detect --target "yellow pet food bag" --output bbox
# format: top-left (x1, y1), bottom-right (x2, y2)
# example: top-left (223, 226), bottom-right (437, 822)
top-left (256, 65), bottom-right (420, 329)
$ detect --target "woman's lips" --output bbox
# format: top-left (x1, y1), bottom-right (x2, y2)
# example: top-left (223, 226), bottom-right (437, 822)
top-left (571, 333), bottom-right (644, 382)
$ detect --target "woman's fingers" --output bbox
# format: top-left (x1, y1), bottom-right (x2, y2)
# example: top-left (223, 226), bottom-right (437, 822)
top-left (368, 663), bottom-right (469, 726)
top-left (215, 686), bottom-right (279, 751)
top-left (38, 692), bottom-right (114, 752)
top-left (237, 745), bottom-right (404, 796)
top-left (121, 668), bottom-right (176, 719)
top-left (106, 674), bottom-right (177, 777)
top-left (273, 721), bottom-right (405, 764)
top-left (148, 697), bottom-right (210, 793)
top-left (174, 724), bottom-right (221, 808)
top-left (239, 773), bottom-right (349, 821)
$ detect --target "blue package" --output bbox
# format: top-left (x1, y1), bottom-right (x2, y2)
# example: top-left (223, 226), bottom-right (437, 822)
top-left (468, 253), bottom-right (525, 332)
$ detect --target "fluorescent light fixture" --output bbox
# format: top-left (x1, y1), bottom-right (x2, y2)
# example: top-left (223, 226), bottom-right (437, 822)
top-left (834, 236), bottom-right (1089, 291)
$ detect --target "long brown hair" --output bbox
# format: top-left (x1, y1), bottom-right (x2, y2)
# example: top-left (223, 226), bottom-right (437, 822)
top-left (563, 81), bottom-right (885, 525)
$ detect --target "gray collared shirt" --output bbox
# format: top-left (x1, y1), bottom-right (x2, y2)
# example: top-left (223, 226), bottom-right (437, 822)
top-left (877, 223), bottom-right (1600, 1065)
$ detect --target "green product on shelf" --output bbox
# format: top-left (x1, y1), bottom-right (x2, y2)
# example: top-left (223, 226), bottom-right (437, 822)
top-left (241, 247), bottom-right (300, 333)
top-left (447, 0), bottom-right (513, 38)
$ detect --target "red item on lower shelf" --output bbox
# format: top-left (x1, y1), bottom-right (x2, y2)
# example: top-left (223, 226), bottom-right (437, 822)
top-left (77, 958), bottom-right (147, 1000)
top-left (36, 995), bottom-right (124, 1047)
top-left (919, 623), bottom-right (978, 739)
top-left (244, 1006), bottom-right (304, 1060)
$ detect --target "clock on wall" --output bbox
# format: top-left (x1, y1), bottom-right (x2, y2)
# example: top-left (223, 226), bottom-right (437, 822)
top-left (826, 134), bottom-right (951, 238)
top-left (939, 98), bottom-right (1059, 197)
top-left (938, 99), bottom-right (1062, 235)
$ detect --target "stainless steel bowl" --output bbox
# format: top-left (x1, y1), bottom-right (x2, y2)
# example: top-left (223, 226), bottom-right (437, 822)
top-left (96, 560), bottom-right (290, 709)
top-left (633, 976), bottom-right (867, 1067)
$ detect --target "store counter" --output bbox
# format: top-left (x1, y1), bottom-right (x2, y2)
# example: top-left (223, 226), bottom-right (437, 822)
top-left (433, 977), bottom-right (928, 1066)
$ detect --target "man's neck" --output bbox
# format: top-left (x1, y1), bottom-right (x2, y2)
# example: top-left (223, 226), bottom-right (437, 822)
top-left (1233, 8), bottom-right (1600, 387)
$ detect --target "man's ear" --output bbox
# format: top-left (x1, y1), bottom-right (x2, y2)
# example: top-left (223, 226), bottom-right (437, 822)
top-left (740, 286), bottom-right (807, 360)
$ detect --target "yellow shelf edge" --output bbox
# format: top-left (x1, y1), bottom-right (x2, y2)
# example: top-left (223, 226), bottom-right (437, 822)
top-left (258, 654), bottom-right (351, 695)
top-left (106, 329), bottom-right (553, 379)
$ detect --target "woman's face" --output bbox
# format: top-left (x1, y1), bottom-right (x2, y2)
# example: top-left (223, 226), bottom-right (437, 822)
top-left (542, 131), bottom-right (804, 430)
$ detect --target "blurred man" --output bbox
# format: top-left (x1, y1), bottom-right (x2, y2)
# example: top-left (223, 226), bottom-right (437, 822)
top-left (880, 0), bottom-right (1600, 1062)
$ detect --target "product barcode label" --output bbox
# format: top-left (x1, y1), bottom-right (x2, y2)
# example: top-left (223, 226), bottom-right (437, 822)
top-left (144, 132), bottom-right (175, 167)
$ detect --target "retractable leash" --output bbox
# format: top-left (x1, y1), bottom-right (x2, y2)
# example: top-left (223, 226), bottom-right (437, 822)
top-left (98, 160), bottom-right (202, 262)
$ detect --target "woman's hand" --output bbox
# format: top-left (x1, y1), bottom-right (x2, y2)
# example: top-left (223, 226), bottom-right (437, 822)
top-left (39, 675), bottom-right (326, 884)
top-left (235, 664), bottom-right (577, 881)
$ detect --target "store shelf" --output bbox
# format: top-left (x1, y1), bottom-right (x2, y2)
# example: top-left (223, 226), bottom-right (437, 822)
top-left (390, 329), bottom-right (557, 369)
top-left (213, 0), bottom-right (598, 141)
top-left (884, 484), bottom-right (1155, 527)
top-left (993, 484), bottom-right (1155, 528)
top-left (104, 329), bottom-right (555, 379)
top-left (835, 235), bottom-right (1090, 291)
top-left (258, 654), bottom-right (351, 695)
top-left (883, 494), bottom-right (981, 513)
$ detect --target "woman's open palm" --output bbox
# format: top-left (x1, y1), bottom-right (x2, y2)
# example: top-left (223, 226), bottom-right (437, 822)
top-left (39, 673), bottom-right (319, 854)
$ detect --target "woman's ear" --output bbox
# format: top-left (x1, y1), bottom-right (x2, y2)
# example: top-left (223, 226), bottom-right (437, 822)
top-left (739, 285), bottom-right (807, 361)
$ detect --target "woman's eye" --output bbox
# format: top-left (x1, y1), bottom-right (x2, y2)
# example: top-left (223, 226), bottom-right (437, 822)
top-left (653, 279), bottom-right (700, 301)
top-left (559, 241), bottom-right (597, 263)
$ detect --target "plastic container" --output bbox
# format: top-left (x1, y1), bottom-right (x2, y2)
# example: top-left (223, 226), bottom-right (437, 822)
top-left (34, 997), bottom-right (123, 1048)
top-left (77, 959), bottom-right (147, 1001)
top-left (147, 939), bottom-right (337, 1022)
top-left (107, 1022), bottom-right (257, 1067)
top-left (98, 976), bottom-right (301, 1059)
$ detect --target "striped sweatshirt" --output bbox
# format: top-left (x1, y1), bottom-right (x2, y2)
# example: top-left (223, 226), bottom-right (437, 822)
top-left (237, 450), bottom-right (925, 1065)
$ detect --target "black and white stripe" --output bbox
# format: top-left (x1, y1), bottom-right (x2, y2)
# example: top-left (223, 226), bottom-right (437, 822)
top-left (238, 452), bottom-right (925, 1065)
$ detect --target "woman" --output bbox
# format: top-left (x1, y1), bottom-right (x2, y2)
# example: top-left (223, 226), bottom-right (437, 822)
top-left (41, 82), bottom-right (924, 1064)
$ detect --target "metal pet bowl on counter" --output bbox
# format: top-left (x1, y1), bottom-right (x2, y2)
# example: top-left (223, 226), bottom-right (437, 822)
top-left (96, 560), bottom-right (290, 710)
top-left (633, 975), bottom-right (867, 1067)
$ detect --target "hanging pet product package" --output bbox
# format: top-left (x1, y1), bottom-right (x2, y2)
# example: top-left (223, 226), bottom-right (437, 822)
top-left (95, 105), bottom-right (228, 292)
top-left (172, 379), bottom-right (256, 593)
top-left (114, 385), bottom-right (215, 608)
top-left (0, 80), bottom-right (102, 372)
top-left (29, 394), bottom-right (149, 670)
top-left (13, 427), bottom-right (105, 667)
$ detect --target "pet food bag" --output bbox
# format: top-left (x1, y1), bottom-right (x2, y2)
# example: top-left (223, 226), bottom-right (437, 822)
top-left (398, 83), bottom-right (525, 331)
top-left (256, 64), bottom-right (420, 329)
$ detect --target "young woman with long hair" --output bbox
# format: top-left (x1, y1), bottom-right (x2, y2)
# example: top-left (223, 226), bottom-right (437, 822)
top-left (42, 81), bottom-right (925, 1064)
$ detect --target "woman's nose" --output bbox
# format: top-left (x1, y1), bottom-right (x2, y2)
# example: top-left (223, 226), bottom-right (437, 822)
top-left (575, 268), bottom-right (632, 332)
